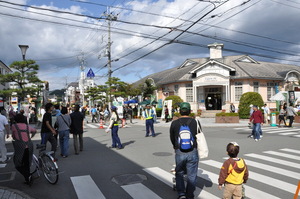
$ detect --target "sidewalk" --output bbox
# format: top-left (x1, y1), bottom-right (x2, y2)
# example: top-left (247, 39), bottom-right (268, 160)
top-left (0, 186), bottom-right (34, 199)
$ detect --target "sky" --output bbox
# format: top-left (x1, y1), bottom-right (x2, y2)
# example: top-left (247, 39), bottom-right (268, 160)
top-left (0, 0), bottom-right (300, 90)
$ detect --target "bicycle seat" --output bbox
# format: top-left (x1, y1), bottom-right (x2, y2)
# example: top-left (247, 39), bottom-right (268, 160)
top-left (36, 144), bottom-right (46, 150)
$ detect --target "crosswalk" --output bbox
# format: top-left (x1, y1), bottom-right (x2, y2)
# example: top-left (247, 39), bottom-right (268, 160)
top-left (234, 126), bottom-right (300, 138)
top-left (70, 148), bottom-right (300, 199)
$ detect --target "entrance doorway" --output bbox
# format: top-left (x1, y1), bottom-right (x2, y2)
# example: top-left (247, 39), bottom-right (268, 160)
top-left (205, 87), bottom-right (222, 110)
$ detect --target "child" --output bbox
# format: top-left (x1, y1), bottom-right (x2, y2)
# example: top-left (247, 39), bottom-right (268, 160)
top-left (218, 142), bottom-right (249, 199)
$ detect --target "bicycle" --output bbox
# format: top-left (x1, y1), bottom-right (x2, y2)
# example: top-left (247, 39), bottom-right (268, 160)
top-left (30, 144), bottom-right (59, 184)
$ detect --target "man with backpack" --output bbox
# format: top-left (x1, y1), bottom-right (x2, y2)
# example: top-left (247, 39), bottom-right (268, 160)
top-left (170, 102), bottom-right (199, 199)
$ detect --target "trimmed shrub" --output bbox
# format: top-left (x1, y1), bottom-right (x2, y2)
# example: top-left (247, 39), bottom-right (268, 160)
top-left (165, 95), bottom-right (183, 109)
top-left (216, 112), bottom-right (239, 117)
top-left (238, 92), bottom-right (264, 119)
top-left (156, 108), bottom-right (162, 117)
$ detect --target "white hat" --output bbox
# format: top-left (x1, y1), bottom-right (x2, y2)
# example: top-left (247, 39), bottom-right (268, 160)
top-left (249, 104), bottom-right (253, 107)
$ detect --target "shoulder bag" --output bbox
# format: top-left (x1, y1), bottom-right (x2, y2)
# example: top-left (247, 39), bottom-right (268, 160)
top-left (196, 119), bottom-right (209, 159)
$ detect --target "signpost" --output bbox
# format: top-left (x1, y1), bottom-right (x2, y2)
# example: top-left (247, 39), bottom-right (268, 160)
top-left (87, 68), bottom-right (95, 78)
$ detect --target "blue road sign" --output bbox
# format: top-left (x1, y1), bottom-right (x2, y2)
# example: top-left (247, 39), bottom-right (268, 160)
top-left (87, 68), bottom-right (95, 78)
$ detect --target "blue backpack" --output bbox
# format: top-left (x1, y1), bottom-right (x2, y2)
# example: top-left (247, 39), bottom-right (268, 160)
top-left (178, 119), bottom-right (194, 152)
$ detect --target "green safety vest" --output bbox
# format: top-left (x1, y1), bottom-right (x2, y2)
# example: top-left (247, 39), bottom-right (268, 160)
top-left (145, 109), bottom-right (153, 120)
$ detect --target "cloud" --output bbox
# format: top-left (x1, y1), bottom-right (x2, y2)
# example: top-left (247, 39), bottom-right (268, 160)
top-left (0, 0), bottom-right (299, 90)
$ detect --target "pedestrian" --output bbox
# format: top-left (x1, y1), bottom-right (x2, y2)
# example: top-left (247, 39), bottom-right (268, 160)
top-left (286, 103), bottom-right (297, 127)
top-left (143, 104), bottom-right (156, 137)
top-left (230, 103), bottom-right (235, 113)
top-left (170, 102), bottom-right (199, 199)
top-left (40, 103), bottom-right (57, 159)
top-left (11, 113), bottom-right (36, 185)
top-left (53, 104), bottom-right (61, 143)
top-left (278, 105), bottom-right (287, 127)
top-left (0, 113), bottom-right (10, 163)
top-left (81, 106), bottom-right (89, 123)
top-left (55, 107), bottom-right (71, 158)
top-left (70, 105), bottom-right (84, 155)
top-left (106, 106), bottom-right (123, 149)
top-left (151, 105), bottom-right (157, 123)
top-left (165, 105), bottom-right (170, 123)
top-left (218, 142), bottom-right (249, 199)
top-left (90, 106), bottom-right (98, 123)
top-left (103, 106), bottom-right (110, 124)
top-left (8, 106), bottom-right (16, 126)
top-left (262, 104), bottom-right (270, 124)
top-left (249, 105), bottom-right (263, 141)
top-left (127, 106), bottom-right (133, 124)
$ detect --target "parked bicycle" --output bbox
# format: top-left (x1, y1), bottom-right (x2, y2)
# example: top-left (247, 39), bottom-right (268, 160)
top-left (31, 144), bottom-right (59, 184)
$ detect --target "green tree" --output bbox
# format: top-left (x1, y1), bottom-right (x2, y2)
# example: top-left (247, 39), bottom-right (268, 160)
top-left (238, 92), bottom-right (264, 119)
top-left (165, 95), bottom-right (183, 109)
top-left (140, 78), bottom-right (157, 100)
top-left (0, 60), bottom-right (41, 104)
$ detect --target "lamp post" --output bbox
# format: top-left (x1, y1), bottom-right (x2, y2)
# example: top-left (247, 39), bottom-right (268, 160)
top-left (18, 45), bottom-right (29, 113)
top-left (19, 45), bottom-right (29, 60)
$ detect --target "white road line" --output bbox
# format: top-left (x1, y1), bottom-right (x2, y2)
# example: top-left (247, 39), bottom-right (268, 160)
top-left (293, 135), bottom-right (300, 137)
top-left (71, 175), bottom-right (106, 199)
top-left (264, 128), bottom-right (299, 134)
top-left (263, 151), bottom-right (300, 160)
top-left (280, 148), bottom-right (300, 154)
top-left (221, 158), bottom-right (300, 180)
top-left (245, 153), bottom-right (300, 169)
top-left (278, 132), bottom-right (298, 135)
top-left (144, 167), bottom-right (219, 199)
top-left (199, 161), bottom-right (281, 199)
top-left (86, 123), bottom-right (99, 128)
top-left (121, 183), bottom-right (162, 199)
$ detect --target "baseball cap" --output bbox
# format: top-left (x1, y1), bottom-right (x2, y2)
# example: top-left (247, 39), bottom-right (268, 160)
top-left (111, 106), bottom-right (117, 111)
top-left (180, 102), bottom-right (191, 111)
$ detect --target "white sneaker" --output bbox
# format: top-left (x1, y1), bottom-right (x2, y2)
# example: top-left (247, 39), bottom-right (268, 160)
top-left (255, 139), bottom-right (258, 142)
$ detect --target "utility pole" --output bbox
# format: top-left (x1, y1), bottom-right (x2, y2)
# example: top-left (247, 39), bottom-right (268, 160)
top-left (102, 7), bottom-right (117, 107)
top-left (78, 52), bottom-right (86, 106)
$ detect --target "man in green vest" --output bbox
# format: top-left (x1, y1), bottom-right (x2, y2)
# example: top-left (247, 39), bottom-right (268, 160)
top-left (143, 104), bottom-right (156, 137)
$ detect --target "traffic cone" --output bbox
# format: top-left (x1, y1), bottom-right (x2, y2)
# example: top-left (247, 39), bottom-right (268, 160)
top-left (99, 119), bottom-right (104, 129)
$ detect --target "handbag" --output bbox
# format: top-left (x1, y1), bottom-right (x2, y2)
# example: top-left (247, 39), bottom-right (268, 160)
top-left (196, 119), bottom-right (209, 159)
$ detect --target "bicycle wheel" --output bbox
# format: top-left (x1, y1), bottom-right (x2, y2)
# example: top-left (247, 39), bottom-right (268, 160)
top-left (41, 155), bottom-right (58, 184)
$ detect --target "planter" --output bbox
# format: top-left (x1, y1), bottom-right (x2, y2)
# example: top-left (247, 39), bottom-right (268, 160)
top-left (215, 116), bottom-right (239, 123)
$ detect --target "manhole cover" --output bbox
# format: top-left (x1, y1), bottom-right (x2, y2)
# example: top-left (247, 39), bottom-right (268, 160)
top-left (111, 174), bottom-right (147, 185)
top-left (153, 152), bottom-right (173, 156)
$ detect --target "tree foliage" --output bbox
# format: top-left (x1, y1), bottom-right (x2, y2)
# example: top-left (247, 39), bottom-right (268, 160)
top-left (238, 92), bottom-right (264, 119)
top-left (0, 60), bottom-right (42, 100)
top-left (140, 78), bottom-right (157, 99)
top-left (165, 95), bottom-right (183, 109)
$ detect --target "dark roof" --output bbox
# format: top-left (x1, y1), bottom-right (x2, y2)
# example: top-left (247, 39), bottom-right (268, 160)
top-left (133, 55), bottom-right (300, 87)
top-left (0, 60), bottom-right (13, 72)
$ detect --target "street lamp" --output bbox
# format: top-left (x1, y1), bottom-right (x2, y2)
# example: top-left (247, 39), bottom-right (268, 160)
top-left (19, 45), bottom-right (29, 60)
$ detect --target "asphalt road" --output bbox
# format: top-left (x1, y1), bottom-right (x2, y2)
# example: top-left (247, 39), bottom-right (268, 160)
top-left (1, 122), bottom-right (299, 199)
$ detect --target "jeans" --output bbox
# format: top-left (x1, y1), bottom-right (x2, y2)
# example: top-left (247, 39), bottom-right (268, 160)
top-left (253, 123), bottom-right (262, 140)
top-left (41, 132), bottom-right (57, 157)
top-left (59, 129), bottom-right (70, 156)
top-left (175, 148), bottom-right (199, 199)
top-left (0, 131), bottom-right (7, 162)
top-left (111, 126), bottom-right (122, 148)
top-left (145, 119), bottom-right (155, 136)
